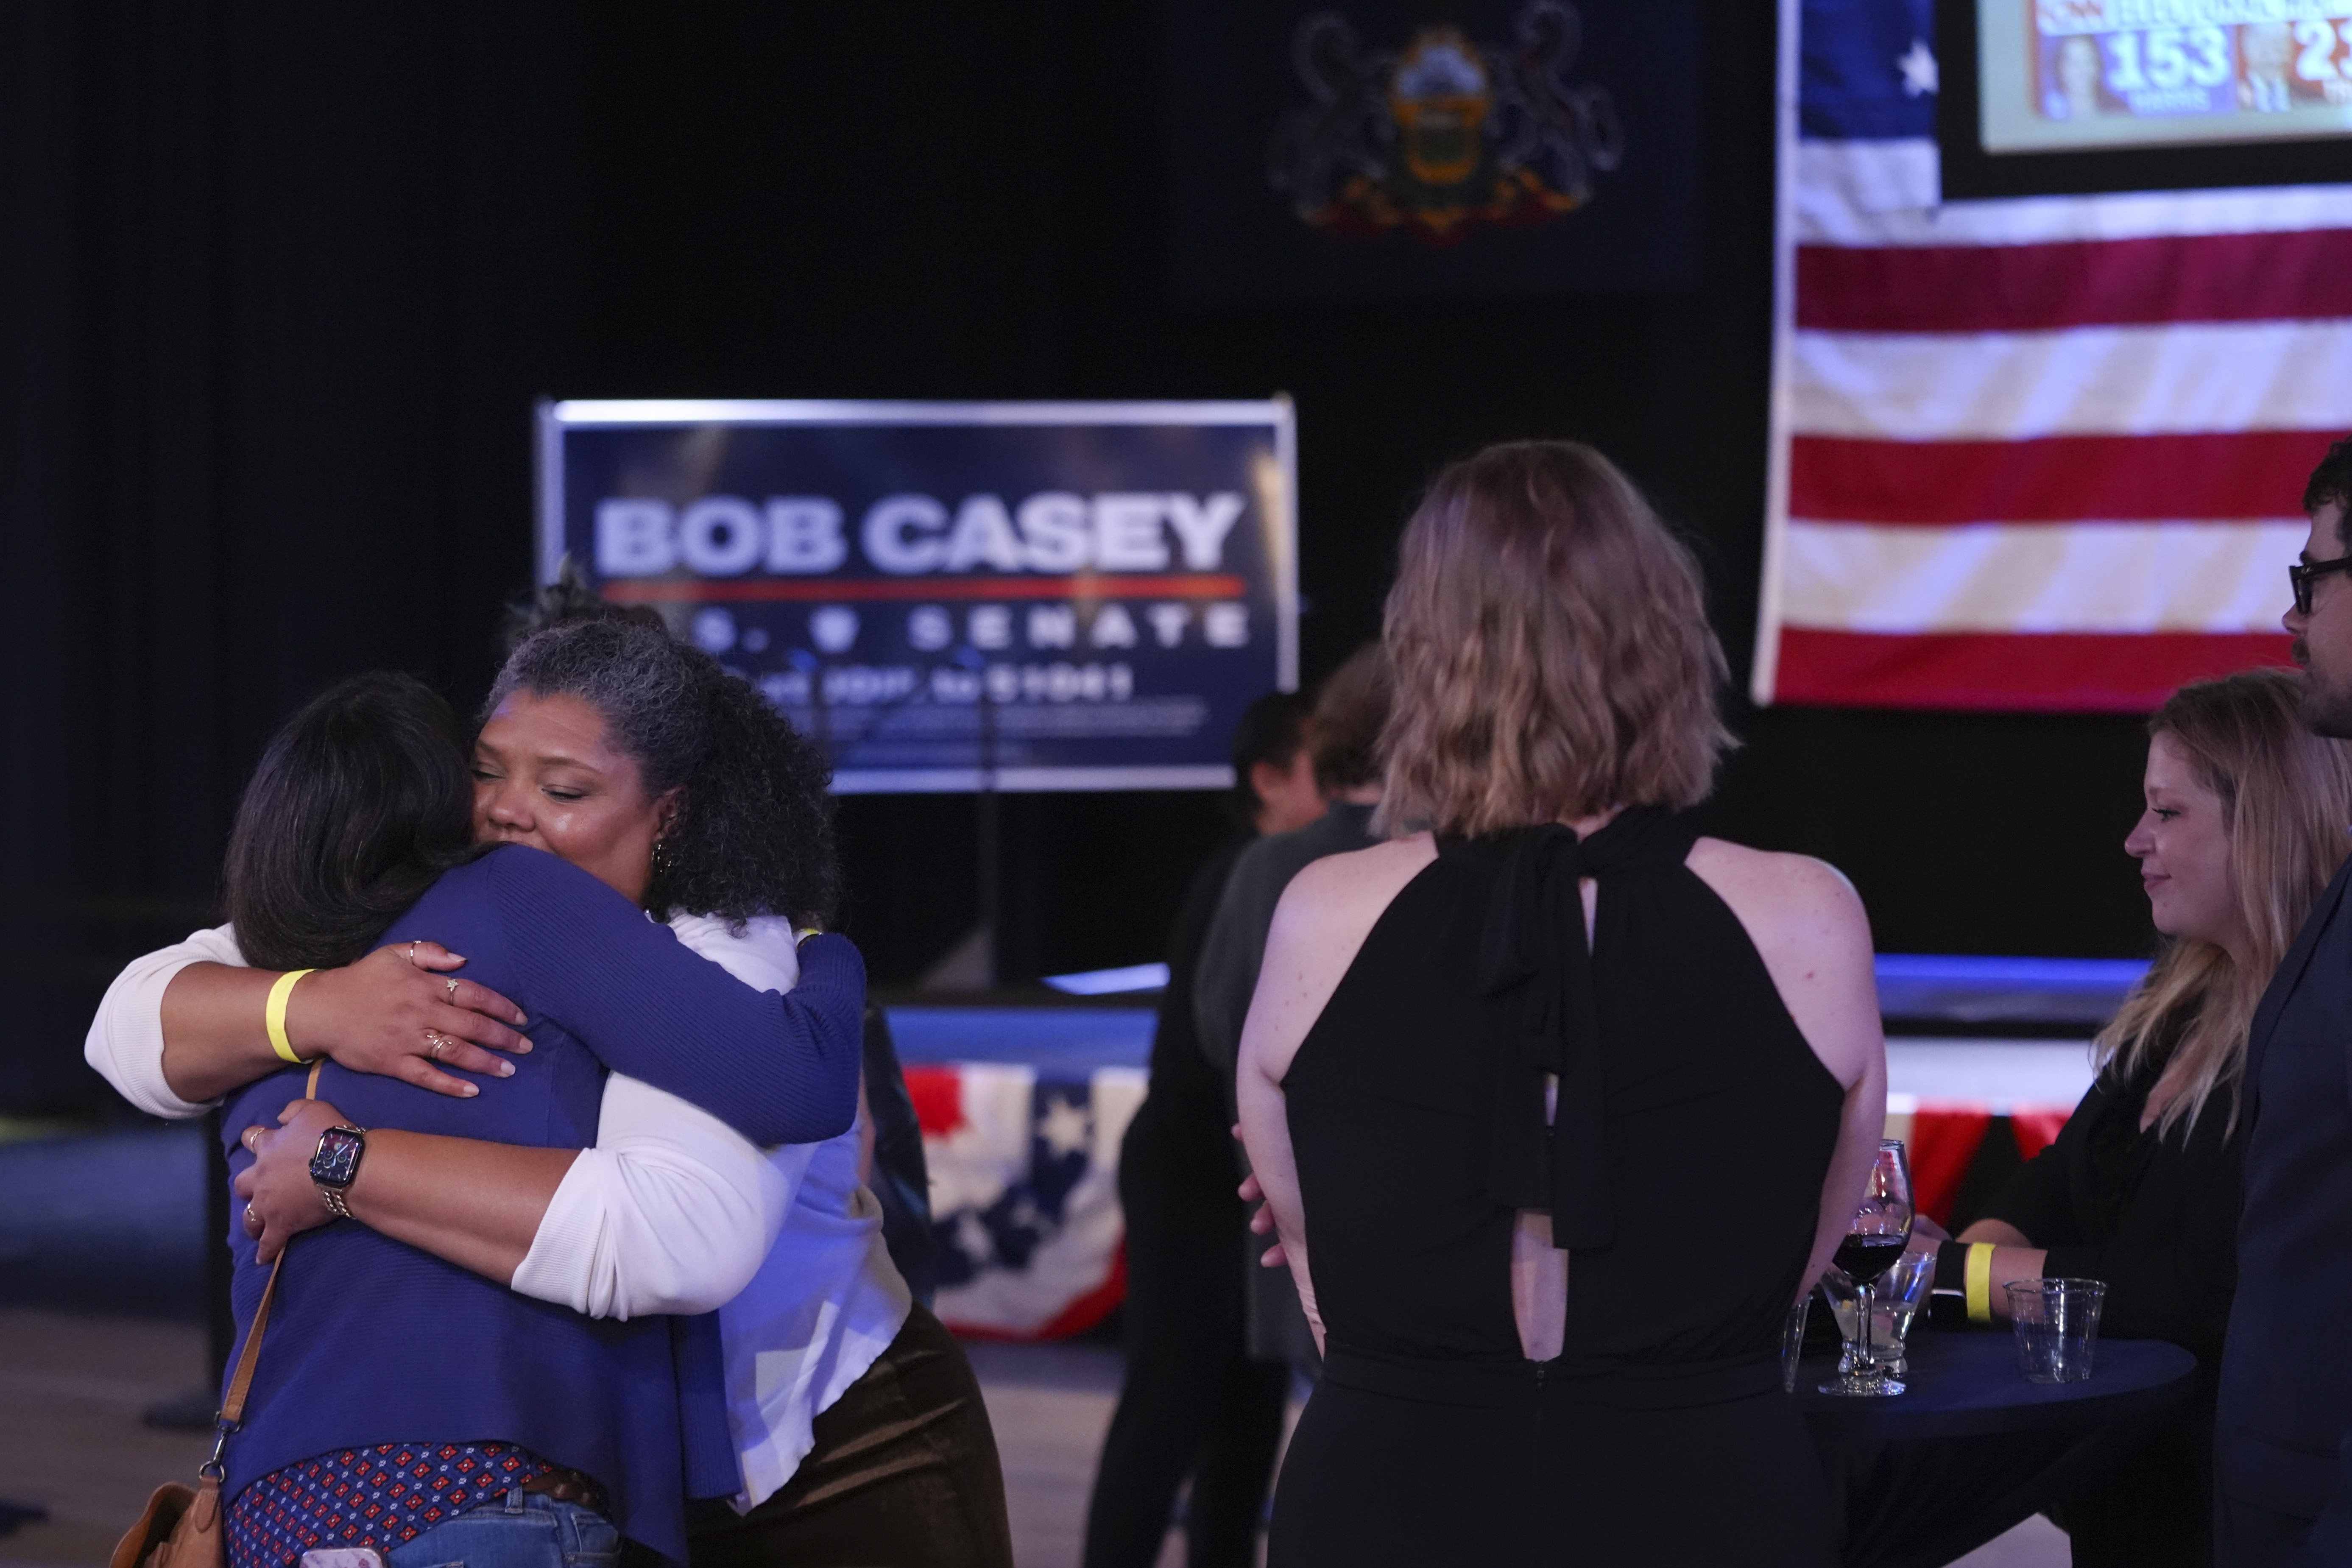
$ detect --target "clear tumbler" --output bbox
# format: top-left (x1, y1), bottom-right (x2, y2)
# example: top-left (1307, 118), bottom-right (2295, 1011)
top-left (1821, 1247), bottom-right (1935, 1379)
top-left (1780, 1292), bottom-right (1811, 1394)
top-left (2006, 1278), bottom-right (2106, 1384)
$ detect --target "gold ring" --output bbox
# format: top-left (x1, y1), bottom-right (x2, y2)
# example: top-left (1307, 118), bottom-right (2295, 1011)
top-left (425, 1031), bottom-right (446, 1060)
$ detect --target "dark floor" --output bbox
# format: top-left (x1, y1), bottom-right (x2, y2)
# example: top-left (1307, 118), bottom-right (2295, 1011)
top-left (0, 1126), bottom-right (2060, 1568)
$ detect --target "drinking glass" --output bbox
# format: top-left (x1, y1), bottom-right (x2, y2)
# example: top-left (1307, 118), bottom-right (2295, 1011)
top-left (1822, 1246), bottom-right (1935, 1378)
top-left (1780, 1292), bottom-right (1812, 1394)
top-left (2007, 1278), bottom-right (2107, 1383)
top-left (1819, 1140), bottom-right (1915, 1397)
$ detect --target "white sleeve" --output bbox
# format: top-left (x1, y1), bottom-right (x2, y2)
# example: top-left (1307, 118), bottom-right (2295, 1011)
top-left (492, 912), bottom-right (809, 1319)
top-left (510, 1072), bottom-right (796, 1320)
top-left (83, 925), bottom-right (250, 1120)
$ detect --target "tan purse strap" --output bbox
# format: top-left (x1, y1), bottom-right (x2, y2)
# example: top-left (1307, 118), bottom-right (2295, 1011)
top-left (206, 1057), bottom-right (324, 1466)
top-left (219, 1262), bottom-right (285, 1431)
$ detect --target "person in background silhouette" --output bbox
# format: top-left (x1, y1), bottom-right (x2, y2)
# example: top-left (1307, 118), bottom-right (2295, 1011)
top-left (1082, 689), bottom-right (1319, 1568)
top-left (1194, 644), bottom-right (1393, 1373)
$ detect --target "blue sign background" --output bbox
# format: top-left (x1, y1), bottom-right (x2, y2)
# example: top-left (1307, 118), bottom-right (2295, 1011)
top-left (539, 401), bottom-right (1297, 793)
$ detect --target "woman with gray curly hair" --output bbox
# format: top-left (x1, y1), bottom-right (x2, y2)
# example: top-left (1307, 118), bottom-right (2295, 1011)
top-left (89, 619), bottom-right (1011, 1568)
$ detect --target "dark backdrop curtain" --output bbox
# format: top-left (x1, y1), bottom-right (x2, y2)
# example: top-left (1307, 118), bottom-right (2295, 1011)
top-left (0, 1), bottom-right (2151, 1115)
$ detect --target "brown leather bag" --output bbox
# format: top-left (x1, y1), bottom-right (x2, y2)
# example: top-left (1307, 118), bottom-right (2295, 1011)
top-left (114, 1062), bottom-right (315, 1568)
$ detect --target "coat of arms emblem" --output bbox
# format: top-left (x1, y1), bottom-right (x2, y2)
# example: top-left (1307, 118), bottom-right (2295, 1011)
top-left (1268, 2), bottom-right (1625, 243)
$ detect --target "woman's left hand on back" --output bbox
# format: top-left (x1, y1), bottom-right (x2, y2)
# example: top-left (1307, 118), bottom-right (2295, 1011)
top-left (234, 1099), bottom-right (355, 1262)
top-left (288, 942), bottom-right (534, 1098)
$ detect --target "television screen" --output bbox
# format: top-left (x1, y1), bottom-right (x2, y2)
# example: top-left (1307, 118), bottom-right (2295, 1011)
top-left (1978, 3), bottom-right (2352, 153)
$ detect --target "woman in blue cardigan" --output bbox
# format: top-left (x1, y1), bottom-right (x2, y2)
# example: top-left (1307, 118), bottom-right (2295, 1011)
top-left (97, 617), bottom-right (1010, 1568)
top-left (105, 658), bottom-right (869, 1568)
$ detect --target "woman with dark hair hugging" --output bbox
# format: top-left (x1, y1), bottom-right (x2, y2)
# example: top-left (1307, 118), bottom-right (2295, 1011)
top-left (88, 621), bottom-right (1009, 1568)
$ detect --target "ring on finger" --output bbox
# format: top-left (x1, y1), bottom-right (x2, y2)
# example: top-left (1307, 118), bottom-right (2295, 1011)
top-left (408, 940), bottom-right (421, 966)
top-left (243, 1203), bottom-right (259, 1228)
top-left (424, 1030), bottom-right (448, 1060)
top-left (446, 977), bottom-right (460, 1002)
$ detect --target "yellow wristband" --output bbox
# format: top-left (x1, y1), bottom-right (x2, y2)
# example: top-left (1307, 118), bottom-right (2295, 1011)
top-left (1964, 1242), bottom-right (1996, 1325)
top-left (795, 928), bottom-right (823, 945)
top-left (265, 969), bottom-right (317, 1065)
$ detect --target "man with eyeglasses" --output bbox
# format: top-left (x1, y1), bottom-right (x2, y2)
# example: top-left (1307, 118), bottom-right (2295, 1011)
top-left (2216, 435), bottom-right (2352, 1566)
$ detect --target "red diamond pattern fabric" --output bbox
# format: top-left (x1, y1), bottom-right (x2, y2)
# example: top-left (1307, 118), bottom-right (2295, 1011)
top-left (225, 1441), bottom-right (560, 1568)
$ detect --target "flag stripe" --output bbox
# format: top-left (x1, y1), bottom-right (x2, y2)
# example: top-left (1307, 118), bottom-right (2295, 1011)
top-left (1797, 229), bottom-right (2352, 335)
top-left (1792, 320), bottom-right (2352, 441)
top-left (1772, 628), bottom-right (2296, 712)
top-left (1789, 431), bottom-right (2334, 525)
top-left (1794, 142), bottom-right (2352, 248)
top-left (1781, 519), bottom-right (2304, 633)
top-left (1794, 138), bottom-right (1941, 227)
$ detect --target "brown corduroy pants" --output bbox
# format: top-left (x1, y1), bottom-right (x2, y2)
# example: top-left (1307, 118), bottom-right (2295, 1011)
top-left (684, 1304), bottom-right (1014, 1568)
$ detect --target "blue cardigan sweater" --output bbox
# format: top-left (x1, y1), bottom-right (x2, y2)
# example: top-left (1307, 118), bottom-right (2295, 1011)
top-left (217, 846), bottom-right (865, 1562)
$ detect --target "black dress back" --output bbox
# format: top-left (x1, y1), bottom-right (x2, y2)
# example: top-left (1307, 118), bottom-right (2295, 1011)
top-left (1270, 809), bottom-right (1844, 1565)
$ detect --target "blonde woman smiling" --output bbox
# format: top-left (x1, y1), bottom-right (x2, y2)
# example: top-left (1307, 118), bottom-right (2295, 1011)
top-left (1952, 669), bottom-right (2352, 1568)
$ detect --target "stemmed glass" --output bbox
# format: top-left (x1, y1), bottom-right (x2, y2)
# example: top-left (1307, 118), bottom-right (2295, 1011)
top-left (1819, 1139), bottom-right (1915, 1398)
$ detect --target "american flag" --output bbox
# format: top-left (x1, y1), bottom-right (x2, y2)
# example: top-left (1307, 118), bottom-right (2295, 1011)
top-left (1752, 0), bottom-right (2350, 712)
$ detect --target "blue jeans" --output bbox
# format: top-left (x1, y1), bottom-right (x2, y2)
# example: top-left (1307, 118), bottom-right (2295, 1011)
top-left (383, 1489), bottom-right (619, 1568)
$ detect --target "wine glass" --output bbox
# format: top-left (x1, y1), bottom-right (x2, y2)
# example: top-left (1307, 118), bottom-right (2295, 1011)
top-left (1819, 1139), bottom-right (1914, 1398)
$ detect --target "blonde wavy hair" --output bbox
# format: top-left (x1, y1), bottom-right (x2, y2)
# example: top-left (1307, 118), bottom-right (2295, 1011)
top-left (1376, 440), bottom-right (1734, 837)
top-left (2101, 668), bottom-right (2352, 1138)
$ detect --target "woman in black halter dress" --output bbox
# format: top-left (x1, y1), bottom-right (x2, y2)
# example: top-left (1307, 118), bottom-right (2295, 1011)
top-left (1236, 442), bottom-right (1886, 1568)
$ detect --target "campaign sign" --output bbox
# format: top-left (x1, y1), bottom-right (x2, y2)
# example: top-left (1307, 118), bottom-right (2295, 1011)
top-left (537, 400), bottom-right (1298, 793)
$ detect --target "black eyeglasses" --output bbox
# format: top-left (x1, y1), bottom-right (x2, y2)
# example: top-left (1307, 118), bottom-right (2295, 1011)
top-left (2292, 554), bottom-right (2352, 614)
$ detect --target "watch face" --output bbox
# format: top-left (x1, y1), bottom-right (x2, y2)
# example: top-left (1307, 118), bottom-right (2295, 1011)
top-left (309, 1127), bottom-right (365, 1190)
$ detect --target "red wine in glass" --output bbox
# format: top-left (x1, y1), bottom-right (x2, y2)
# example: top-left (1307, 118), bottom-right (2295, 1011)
top-left (1820, 1139), bottom-right (1915, 1398)
top-left (1832, 1233), bottom-right (1908, 1286)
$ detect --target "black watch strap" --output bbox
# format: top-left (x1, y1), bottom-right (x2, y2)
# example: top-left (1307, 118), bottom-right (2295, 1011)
top-left (1934, 1239), bottom-right (1970, 1294)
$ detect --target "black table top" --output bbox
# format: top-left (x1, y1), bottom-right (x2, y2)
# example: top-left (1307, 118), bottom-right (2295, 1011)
top-left (1796, 1325), bottom-right (2199, 1443)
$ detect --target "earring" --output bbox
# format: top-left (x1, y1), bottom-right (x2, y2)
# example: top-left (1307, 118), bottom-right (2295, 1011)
top-left (651, 836), bottom-right (673, 879)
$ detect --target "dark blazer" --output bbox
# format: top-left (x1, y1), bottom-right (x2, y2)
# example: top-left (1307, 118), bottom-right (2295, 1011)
top-left (2218, 853), bottom-right (2352, 1567)
top-left (1121, 829), bottom-right (1258, 1203)
top-left (1191, 801), bottom-right (1380, 1075)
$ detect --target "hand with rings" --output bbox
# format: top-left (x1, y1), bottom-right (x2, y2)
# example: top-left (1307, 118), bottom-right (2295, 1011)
top-left (232, 1099), bottom-right (350, 1261)
top-left (276, 940), bottom-right (533, 1101)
